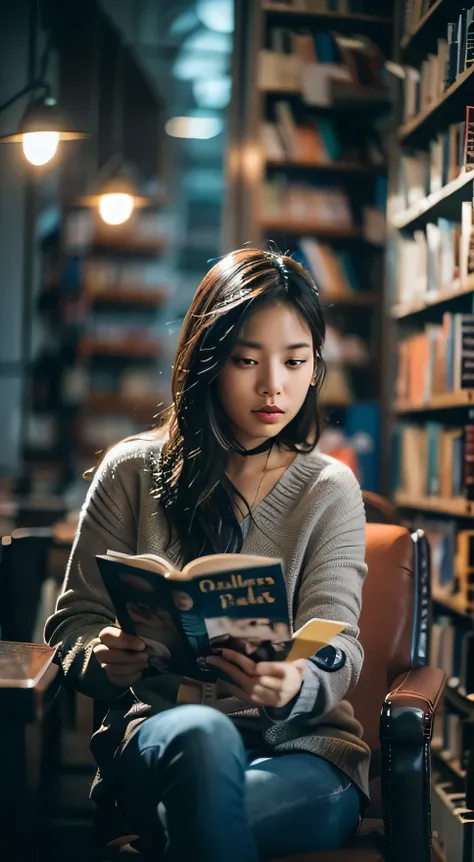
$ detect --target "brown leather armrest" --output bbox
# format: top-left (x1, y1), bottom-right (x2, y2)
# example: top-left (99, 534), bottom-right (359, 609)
top-left (381, 666), bottom-right (446, 743)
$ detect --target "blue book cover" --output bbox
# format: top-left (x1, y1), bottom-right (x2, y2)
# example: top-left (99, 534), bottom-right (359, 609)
top-left (452, 433), bottom-right (464, 496)
top-left (426, 422), bottom-right (441, 496)
top-left (345, 402), bottom-right (380, 493)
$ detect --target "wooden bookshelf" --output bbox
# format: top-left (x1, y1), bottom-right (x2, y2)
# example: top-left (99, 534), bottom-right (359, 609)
top-left (396, 391), bottom-right (474, 413)
top-left (266, 159), bottom-right (386, 174)
top-left (321, 293), bottom-right (380, 308)
top-left (398, 64), bottom-right (474, 145)
top-left (390, 7), bottom-right (474, 825)
top-left (391, 170), bottom-right (474, 230)
top-left (400, 0), bottom-right (467, 65)
top-left (84, 392), bottom-right (163, 415)
top-left (432, 589), bottom-right (471, 620)
top-left (262, 4), bottom-right (391, 27)
top-left (91, 235), bottom-right (168, 256)
top-left (392, 279), bottom-right (474, 319)
top-left (86, 287), bottom-right (166, 307)
top-left (78, 336), bottom-right (162, 359)
top-left (260, 220), bottom-right (361, 238)
top-left (229, 1), bottom-right (391, 490)
top-left (394, 492), bottom-right (474, 518)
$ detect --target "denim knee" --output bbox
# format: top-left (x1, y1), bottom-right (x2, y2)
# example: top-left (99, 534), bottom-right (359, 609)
top-left (137, 705), bottom-right (244, 770)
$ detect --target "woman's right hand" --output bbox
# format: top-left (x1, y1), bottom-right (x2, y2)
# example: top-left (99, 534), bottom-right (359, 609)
top-left (93, 626), bottom-right (149, 687)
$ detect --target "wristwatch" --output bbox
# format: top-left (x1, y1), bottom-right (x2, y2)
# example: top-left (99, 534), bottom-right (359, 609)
top-left (310, 645), bottom-right (346, 672)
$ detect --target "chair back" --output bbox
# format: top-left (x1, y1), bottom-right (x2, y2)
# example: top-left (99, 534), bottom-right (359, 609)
top-left (362, 490), bottom-right (400, 525)
top-left (349, 525), bottom-right (430, 756)
top-left (0, 529), bottom-right (54, 642)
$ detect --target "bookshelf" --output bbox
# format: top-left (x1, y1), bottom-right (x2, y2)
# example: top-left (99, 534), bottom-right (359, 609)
top-left (390, 1), bottom-right (474, 850)
top-left (228, 0), bottom-right (394, 493)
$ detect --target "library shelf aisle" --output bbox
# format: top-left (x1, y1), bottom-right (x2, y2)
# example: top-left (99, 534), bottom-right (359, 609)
top-left (230, 1), bottom-right (394, 493)
top-left (390, 5), bottom-right (474, 843)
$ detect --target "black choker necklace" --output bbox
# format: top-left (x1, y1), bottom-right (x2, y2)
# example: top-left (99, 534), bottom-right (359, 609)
top-left (232, 438), bottom-right (274, 457)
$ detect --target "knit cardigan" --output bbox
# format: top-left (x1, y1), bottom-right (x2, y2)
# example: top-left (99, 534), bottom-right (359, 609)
top-left (45, 435), bottom-right (371, 803)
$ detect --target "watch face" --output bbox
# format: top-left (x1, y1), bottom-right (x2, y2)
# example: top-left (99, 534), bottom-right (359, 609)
top-left (311, 645), bottom-right (346, 672)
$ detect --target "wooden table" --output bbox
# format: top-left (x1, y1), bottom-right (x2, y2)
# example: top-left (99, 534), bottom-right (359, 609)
top-left (0, 642), bottom-right (60, 859)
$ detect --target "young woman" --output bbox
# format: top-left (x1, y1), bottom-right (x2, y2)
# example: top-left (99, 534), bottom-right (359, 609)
top-left (46, 248), bottom-right (369, 862)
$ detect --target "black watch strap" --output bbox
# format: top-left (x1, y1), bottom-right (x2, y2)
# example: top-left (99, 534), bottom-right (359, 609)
top-left (310, 645), bottom-right (346, 672)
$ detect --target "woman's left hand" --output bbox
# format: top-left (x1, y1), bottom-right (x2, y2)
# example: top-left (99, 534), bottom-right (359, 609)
top-left (207, 648), bottom-right (305, 708)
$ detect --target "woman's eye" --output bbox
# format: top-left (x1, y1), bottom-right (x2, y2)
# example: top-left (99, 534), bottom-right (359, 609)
top-left (286, 359), bottom-right (306, 367)
top-left (231, 356), bottom-right (257, 366)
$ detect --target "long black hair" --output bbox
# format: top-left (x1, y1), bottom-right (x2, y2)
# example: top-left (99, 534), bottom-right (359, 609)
top-left (155, 248), bottom-right (327, 563)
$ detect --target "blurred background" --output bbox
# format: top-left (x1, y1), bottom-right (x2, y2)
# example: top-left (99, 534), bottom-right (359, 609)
top-left (5, 3), bottom-right (474, 862)
top-left (0, 0), bottom-right (392, 535)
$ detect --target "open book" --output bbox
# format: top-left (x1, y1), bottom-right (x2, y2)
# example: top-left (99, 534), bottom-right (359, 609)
top-left (96, 550), bottom-right (350, 683)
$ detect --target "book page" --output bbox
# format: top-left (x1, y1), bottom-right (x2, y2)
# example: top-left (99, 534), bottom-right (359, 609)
top-left (286, 618), bottom-right (348, 662)
top-left (184, 553), bottom-right (281, 578)
top-left (104, 550), bottom-right (177, 577)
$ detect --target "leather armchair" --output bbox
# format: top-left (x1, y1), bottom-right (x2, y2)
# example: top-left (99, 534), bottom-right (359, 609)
top-left (272, 524), bottom-right (445, 862)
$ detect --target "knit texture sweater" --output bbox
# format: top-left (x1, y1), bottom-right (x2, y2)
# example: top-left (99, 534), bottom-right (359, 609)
top-left (45, 435), bottom-right (371, 803)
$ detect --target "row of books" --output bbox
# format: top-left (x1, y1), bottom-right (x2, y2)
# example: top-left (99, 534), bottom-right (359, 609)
top-left (319, 401), bottom-right (381, 492)
top-left (261, 100), bottom-right (385, 166)
top-left (394, 200), bottom-right (474, 308)
top-left (396, 313), bottom-right (474, 404)
top-left (393, 422), bottom-right (471, 500)
top-left (403, 11), bottom-right (474, 123)
top-left (395, 219), bottom-right (461, 307)
top-left (262, 177), bottom-right (354, 226)
top-left (258, 30), bottom-right (386, 99)
top-left (402, 1), bottom-right (437, 41)
top-left (406, 515), bottom-right (474, 611)
top-left (263, 101), bottom-right (343, 162)
top-left (395, 114), bottom-right (472, 212)
top-left (323, 325), bottom-right (369, 365)
top-left (63, 209), bottom-right (172, 253)
top-left (31, 346), bottom-right (170, 412)
top-left (294, 237), bottom-right (364, 296)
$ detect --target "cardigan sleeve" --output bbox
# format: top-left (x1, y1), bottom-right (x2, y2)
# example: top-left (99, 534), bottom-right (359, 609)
top-left (44, 440), bottom-right (145, 701)
top-left (262, 464), bottom-right (367, 725)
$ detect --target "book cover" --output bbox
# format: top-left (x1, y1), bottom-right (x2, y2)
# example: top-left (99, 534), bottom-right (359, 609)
top-left (96, 553), bottom-right (349, 682)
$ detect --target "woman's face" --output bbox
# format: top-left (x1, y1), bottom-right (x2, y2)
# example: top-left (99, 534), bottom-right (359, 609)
top-left (217, 302), bottom-right (315, 449)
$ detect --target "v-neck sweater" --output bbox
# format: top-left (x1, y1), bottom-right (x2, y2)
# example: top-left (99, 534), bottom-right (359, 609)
top-left (45, 434), bottom-right (371, 804)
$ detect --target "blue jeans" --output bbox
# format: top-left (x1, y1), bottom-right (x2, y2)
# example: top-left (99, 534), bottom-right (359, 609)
top-left (114, 704), bottom-right (361, 861)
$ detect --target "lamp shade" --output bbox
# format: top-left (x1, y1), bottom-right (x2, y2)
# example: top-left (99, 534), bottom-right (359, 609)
top-left (79, 158), bottom-right (156, 209)
top-left (0, 97), bottom-right (87, 143)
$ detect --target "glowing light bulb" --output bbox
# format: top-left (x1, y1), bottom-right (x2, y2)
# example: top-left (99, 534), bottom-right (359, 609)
top-left (98, 193), bottom-right (134, 225)
top-left (22, 131), bottom-right (60, 166)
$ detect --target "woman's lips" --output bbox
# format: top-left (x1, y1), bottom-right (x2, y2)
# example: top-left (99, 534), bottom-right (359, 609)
top-left (251, 410), bottom-right (284, 424)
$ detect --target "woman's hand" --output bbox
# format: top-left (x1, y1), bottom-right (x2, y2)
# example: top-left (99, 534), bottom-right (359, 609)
top-left (93, 626), bottom-right (149, 688)
top-left (207, 648), bottom-right (305, 708)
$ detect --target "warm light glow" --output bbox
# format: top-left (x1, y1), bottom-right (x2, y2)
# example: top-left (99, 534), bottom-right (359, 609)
top-left (98, 193), bottom-right (134, 225)
top-left (22, 131), bottom-right (60, 165)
